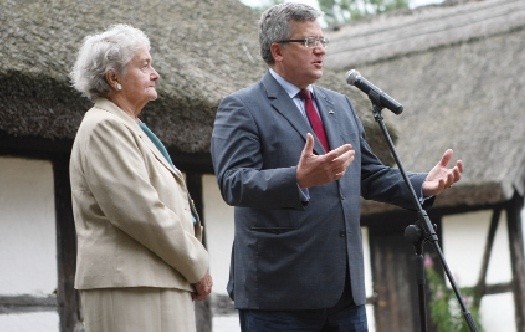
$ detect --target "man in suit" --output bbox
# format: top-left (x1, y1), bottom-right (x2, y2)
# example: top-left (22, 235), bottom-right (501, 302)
top-left (211, 3), bottom-right (462, 331)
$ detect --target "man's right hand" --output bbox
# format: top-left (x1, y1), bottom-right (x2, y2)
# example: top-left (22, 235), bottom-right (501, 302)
top-left (296, 133), bottom-right (355, 189)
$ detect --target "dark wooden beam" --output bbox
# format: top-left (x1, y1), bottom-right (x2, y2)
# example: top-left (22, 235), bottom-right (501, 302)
top-left (0, 131), bottom-right (73, 159)
top-left (168, 150), bottom-right (214, 174)
top-left (186, 173), bottom-right (204, 234)
top-left (0, 295), bottom-right (57, 314)
top-left (507, 193), bottom-right (525, 331)
top-left (186, 173), bottom-right (212, 332)
top-left (462, 282), bottom-right (513, 296)
top-left (0, 131), bottom-right (214, 175)
top-left (53, 156), bottom-right (81, 332)
top-left (473, 208), bottom-right (501, 308)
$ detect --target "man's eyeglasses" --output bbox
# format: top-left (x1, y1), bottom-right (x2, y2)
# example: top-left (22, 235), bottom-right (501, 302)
top-left (277, 36), bottom-right (329, 48)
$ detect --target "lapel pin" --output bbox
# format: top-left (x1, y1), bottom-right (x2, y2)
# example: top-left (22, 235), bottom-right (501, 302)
top-left (329, 109), bottom-right (335, 114)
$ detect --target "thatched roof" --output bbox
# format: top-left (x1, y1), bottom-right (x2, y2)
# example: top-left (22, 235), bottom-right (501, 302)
top-left (2, 0), bottom-right (522, 208)
top-left (0, 0), bottom-right (388, 161)
top-left (325, 0), bottom-right (525, 210)
top-left (0, 0), bottom-right (257, 154)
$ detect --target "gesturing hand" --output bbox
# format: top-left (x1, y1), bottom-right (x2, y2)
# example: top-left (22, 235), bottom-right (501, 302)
top-left (296, 133), bottom-right (355, 189)
top-left (422, 149), bottom-right (463, 197)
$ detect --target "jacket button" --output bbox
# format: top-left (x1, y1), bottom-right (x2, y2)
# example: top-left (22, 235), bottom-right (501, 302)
top-left (340, 194), bottom-right (345, 200)
top-left (339, 231), bottom-right (346, 237)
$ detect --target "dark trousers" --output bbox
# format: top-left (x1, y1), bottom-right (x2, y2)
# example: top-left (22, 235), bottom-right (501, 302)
top-left (238, 271), bottom-right (368, 332)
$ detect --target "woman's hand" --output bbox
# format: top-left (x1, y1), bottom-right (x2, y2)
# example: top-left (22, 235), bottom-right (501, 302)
top-left (192, 272), bottom-right (213, 301)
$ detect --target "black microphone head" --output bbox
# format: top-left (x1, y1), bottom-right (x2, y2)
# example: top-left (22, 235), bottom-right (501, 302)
top-left (345, 69), bottom-right (361, 86)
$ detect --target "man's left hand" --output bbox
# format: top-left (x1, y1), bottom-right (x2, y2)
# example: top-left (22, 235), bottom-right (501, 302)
top-left (422, 149), bottom-right (463, 197)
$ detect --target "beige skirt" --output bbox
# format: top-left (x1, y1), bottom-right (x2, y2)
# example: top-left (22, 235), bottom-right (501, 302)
top-left (80, 287), bottom-right (195, 332)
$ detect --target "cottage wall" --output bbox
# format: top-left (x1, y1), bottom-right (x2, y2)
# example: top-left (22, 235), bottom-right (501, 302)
top-left (0, 157), bottom-right (58, 330)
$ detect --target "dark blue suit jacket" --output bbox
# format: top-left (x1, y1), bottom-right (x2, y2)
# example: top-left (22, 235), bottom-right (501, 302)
top-left (211, 71), bottom-right (426, 309)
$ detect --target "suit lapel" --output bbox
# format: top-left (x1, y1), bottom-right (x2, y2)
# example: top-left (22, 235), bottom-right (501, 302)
top-left (262, 73), bottom-right (326, 154)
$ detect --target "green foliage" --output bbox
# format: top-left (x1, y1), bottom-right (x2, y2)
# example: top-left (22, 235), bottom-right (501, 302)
top-left (425, 264), bottom-right (484, 332)
top-left (319, 0), bottom-right (410, 27)
top-left (247, 1), bottom-right (410, 25)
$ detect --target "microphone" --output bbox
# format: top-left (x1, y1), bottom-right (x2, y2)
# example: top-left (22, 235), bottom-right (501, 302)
top-left (346, 69), bottom-right (403, 114)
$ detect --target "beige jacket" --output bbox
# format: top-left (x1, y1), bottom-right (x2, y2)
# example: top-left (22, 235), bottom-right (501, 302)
top-left (70, 99), bottom-right (208, 291)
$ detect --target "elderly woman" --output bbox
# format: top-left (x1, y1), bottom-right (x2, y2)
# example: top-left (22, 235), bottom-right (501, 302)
top-left (69, 24), bottom-right (211, 332)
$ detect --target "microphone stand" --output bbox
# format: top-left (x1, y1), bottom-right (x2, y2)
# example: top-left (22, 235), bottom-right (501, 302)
top-left (370, 103), bottom-right (478, 332)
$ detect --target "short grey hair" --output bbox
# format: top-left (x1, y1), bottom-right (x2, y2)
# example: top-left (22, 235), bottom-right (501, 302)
top-left (259, 3), bottom-right (321, 65)
top-left (70, 24), bottom-right (151, 100)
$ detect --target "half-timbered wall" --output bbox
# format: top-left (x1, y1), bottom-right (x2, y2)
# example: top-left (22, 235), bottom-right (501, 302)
top-left (1, 156), bottom-right (523, 332)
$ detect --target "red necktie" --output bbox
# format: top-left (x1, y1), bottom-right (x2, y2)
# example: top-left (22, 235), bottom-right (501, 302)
top-left (299, 89), bottom-right (329, 152)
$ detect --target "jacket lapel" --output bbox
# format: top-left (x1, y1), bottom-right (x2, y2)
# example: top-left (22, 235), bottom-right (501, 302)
top-left (137, 131), bottom-right (185, 181)
top-left (94, 99), bottom-right (184, 181)
top-left (262, 72), bottom-right (326, 154)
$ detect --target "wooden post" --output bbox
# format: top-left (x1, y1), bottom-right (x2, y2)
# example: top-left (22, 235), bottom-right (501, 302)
top-left (186, 173), bottom-right (212, 332)
top-left (54, 156), bottom-right (81, 331)
top-left (507, 194), bottom-right (525, 331)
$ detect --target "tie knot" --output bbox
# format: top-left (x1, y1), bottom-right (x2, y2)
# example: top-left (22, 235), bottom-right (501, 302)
top-left (299, 88), bottom-right (312, 101)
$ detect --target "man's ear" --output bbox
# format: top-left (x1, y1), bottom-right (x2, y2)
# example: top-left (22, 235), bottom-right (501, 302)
top-left (270, 42), bottom-right (284, 63)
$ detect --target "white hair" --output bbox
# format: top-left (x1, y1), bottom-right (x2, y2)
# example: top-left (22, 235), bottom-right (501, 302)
top-left (70, 24), bottom-right (150, 100)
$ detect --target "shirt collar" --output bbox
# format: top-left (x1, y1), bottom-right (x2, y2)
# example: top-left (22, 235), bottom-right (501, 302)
top-left (269, 68), bottom-right (313, 98)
